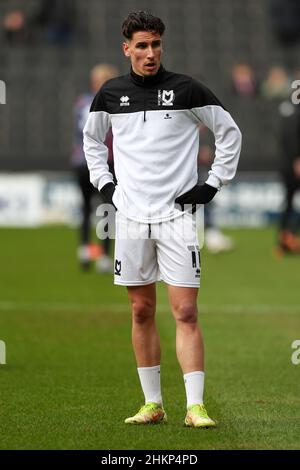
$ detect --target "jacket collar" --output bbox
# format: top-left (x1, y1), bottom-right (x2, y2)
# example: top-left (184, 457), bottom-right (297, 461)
top-left (130, 65), bottom-right (165, 87)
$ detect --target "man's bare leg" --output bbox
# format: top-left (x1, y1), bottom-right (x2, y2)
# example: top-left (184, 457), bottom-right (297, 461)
top-left (124, 283), bottom-right (166, 423)
top-left (167, 284), bottom-right (215, 426)
top-left (167, 285), bottom-right (203, 373)
top-left (127, 283), bottom-right (160, 367)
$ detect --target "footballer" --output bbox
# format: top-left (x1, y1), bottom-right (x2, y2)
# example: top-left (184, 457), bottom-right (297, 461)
top-left (84, 11), bottom-right (242, 427)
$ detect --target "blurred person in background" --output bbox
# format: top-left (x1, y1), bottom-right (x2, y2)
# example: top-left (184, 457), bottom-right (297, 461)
top-left (32, 0), bottom-right (76, 45)
top-left (270, 0), bottom-right (300, 70)
top-left (3, 9), bottom-right (28, 44)
top-left (261, 66), bottom-right (291, 100)
top-left (231, 63), bottom-right (258, 97)
top-left (72, 64), bottom-right (118, 272)
top-left (276, 96), bottom-right (300, 254)
top-left (198, 125), bottom-right (235, 254)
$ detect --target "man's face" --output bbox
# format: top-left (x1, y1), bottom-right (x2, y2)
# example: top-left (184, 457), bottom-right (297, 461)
top-left (123, 31), bottom-right (162, 76)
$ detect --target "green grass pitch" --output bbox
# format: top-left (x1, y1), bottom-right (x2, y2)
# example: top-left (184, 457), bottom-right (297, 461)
top-left (0, 227), bottom-right (299, 449)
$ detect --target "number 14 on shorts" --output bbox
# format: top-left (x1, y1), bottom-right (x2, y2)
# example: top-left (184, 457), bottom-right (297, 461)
top-left (188, 245), bottom-right (201, 278)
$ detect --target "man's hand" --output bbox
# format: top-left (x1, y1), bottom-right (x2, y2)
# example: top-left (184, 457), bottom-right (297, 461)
top-left (101, 182), bottom-right (116, 207)
top-left (175, 183), bottom-right (218, 210)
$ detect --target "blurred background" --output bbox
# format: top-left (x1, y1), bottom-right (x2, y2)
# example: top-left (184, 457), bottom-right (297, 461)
top-left (1, 0), bottom-right (300, 258)
top-left (1, 0), bottom-right (300, 245)
top-left (1, 0), bottom-right (300, 450)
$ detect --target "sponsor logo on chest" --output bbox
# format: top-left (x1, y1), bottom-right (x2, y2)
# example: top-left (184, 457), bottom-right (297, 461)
top-left (158, 89), bottom-right (175, 106)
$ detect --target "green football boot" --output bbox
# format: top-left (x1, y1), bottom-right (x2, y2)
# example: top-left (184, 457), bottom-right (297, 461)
top-left (125, 402), bottom-right (167, 424)
top-left (184, 404), bottom-right (216, 428)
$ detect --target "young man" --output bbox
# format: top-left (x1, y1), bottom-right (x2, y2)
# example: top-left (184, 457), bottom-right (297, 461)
top-left (277, 98), bottom-right (300, 254)
top-left (84, 11), bottom-right (242, 427)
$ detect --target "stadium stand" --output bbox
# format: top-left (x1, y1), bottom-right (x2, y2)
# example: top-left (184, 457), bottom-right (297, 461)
top-left (0, 0), bottom-right (300, 172)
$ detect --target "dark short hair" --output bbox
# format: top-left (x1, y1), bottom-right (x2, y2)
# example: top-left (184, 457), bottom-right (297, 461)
top-left (122, 11), bottom-right (165, 40)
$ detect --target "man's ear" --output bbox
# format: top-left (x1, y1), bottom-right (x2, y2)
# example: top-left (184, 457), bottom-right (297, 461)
top-left (122, 41), bottom-right (131, 57)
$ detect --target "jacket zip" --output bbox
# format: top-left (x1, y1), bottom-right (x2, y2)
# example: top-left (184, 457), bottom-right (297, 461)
top-left (143, 76), bottom-right (146, 122)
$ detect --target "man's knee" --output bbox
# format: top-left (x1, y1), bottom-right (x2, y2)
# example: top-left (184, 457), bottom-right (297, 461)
top-left (131, 298), bottom-right (156, 324)
top-left (173, 302), bottom-right (198, 324)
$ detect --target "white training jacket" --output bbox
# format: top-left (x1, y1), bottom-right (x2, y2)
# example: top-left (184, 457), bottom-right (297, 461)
top-left (83, 66), bottom-right (242, 223)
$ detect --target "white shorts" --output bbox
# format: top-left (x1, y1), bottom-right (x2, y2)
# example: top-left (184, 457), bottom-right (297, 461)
top-left (114, 211), bottom-right (201, 287)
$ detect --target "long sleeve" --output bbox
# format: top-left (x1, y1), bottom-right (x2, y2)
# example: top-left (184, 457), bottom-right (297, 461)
top-left (189, 80), bottom-right (242, 189)
top-left (83, 90), bottom-right (114, 191)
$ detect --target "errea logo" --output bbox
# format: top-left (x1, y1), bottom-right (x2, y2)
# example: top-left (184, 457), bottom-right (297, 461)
top-left (158, 89), bottom-right (175, 106)
top-left (120, 96), bottom-right (130, 106)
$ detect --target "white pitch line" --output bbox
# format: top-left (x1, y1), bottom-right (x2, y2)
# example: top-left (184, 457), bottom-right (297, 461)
top-left (0, 301), bottom-right (299, 315)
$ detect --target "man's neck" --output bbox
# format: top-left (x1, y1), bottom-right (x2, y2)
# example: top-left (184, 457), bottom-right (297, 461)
top-left (130, 65), bottom-right (164, 86)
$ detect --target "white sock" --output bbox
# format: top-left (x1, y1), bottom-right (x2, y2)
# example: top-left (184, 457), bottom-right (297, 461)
top-left (137, 365), bottom-right (162, 405)
top-left (184, 371), bottom-right (205, 407)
